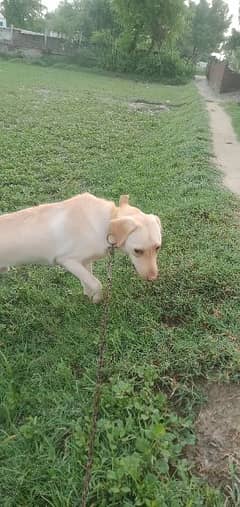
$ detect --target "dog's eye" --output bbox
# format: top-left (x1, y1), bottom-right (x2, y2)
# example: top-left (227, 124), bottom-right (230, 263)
top-left (134, 248), bottom-right (144, 256)
top-left (155, 246), bottom-right (160, 251)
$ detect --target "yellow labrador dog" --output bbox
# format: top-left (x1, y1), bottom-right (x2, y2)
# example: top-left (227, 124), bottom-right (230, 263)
top-left (0, 194), bottom-right (162, 303)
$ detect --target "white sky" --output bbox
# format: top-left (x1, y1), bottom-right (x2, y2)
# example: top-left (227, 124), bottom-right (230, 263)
top-left (44, 0), bottom-right (239, 30)
top-left (44, 0), bottom-right (60, 11)
top-left (228, 0), bottom-right (239, 29)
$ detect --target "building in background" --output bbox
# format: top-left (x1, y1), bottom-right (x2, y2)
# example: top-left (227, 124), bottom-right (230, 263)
top-left (0, 14), bottom-right (7, 28)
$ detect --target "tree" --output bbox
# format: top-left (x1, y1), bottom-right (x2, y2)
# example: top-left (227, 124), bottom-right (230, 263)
top-left (44, 0), bottom-right (194, 79)
top-left (209, 0), bottom-right (231, 51)
top-left (46, 0), bottom-right (82, 39)
top-left (191, 0), bottom-right (212, 60)
top-left (47, 0), bottom-right (117, 43)
top-left (178, 1), bottom-right (196, 60)
top-left (225, 28), bottom-right (240, 71)
top-left (181, 0), bottom-right (231, 62)
top-left (226, 28), bottom-right (240, 51)
top-left (113, 0), bottom-right (185, 52)
top-left (1, 0), bottom-right (46, 30)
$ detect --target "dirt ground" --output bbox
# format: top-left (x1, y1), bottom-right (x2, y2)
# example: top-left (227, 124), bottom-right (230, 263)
top-left (195, 76), bottom-right (240, 195)
top-left (187, 79), bottom-right (240, 494)
top-left (188, 383), bottom-right (240, 490)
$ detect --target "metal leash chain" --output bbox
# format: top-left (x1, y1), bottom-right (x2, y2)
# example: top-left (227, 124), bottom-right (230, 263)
top-left (81, 245), bottom-right (115, 507)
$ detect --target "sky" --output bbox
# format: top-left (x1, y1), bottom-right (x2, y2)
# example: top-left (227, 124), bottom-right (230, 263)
top-left (44, 0), bottom-right (239, 30)
top-left (44, 0), bottom-right (59, 11)
top-left (227, 0), bottom-right (239, 29)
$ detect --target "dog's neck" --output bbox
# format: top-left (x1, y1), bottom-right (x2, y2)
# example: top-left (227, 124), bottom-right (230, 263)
top-left (105, 204), bottom-right (119, 248)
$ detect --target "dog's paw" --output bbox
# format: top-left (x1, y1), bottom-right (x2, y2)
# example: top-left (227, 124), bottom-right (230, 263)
top-left (83, 281), bottom-right (103, 303)
top-left (92, 289), bottom-right (103, 304)
top-left (83, 286), bottom-right (92, 298)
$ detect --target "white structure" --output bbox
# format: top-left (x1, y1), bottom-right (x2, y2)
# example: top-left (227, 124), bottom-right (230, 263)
top-left (0, 15), bottom-right (7, 28)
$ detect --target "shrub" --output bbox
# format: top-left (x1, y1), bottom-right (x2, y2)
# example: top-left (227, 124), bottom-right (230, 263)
top-left (97, 45), bottom-right (195, 83)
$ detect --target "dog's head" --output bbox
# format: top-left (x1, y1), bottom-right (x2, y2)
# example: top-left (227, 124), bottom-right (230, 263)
top-left (108, 195), bottom-right (162, 281)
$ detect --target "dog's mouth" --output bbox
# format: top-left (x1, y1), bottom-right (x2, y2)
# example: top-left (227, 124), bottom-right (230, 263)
top-left (134, 268), bottom-right (158, 282)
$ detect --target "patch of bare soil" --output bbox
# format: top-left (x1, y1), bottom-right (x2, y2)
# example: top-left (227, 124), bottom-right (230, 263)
top-left (129, 99), bottom-right (170, 114)
top-left (128, 99), bottom-right (190, 114)
top-left (35, 88), bottom-right (52, 96)
top-left (187, 383), bottom-right (240, 487)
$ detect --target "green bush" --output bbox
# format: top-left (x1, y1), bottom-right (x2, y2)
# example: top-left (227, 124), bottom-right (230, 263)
top-left (3, 40), bottom-right (194, 83)
top-left (68, 47), bottom-right (99, 68)
top-left (89, 38), bottom-right (195, 83)
top-left (134, 49), bottom-right (195, 83)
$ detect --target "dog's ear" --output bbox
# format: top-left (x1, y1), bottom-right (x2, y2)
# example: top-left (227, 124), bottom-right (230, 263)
top-left (119, 195), bottom-right (129, 206)
top-left (108, 217), bottom-right (137, 247)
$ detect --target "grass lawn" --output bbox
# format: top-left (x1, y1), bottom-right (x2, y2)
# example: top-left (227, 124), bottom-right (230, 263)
top-left (0, 59), bottom-right (240, 506)
top-left (226, 101), bottom-right (240, 141)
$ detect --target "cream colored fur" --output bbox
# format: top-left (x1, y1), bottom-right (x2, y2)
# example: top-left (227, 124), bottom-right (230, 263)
top-left (0, 193), bottom-right (162, 303)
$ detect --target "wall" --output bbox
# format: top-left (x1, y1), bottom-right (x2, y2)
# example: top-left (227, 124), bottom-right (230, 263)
top-left (0, 27), bottom-right (12, 42)
top-left (221, 65), bottom-right (240, 93)
top-left (207, 58), bottom-right (240, 93)
top-left (0, 26), bottom-right (67, 56)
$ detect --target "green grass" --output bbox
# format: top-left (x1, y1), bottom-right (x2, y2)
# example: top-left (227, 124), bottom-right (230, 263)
top-left (0, 59), bottom-right (240, 506)
top-left (226, 101), bottom-right (240, 140)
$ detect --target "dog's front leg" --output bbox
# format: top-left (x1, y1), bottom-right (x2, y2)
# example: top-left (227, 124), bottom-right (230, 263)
top-left (57, 257), bottom-right (102, 303)
top-left (82, 262), bottom-right (94, 299)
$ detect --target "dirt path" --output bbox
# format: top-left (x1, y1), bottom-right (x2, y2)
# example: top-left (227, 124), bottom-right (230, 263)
top-left (195, 76), bottom-right (240, 195)
top-left (189, 78), bottom-right (240, 491)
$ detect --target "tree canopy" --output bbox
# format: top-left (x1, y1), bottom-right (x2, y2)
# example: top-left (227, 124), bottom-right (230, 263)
top-left (180, 0), bottom-right (231, 62)
top-left (0, 0), bottom-right (232, 80)
top-left (2, 0), bottom-right (230, 61)
top-left (1, 0), bottom-right (46, 30)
